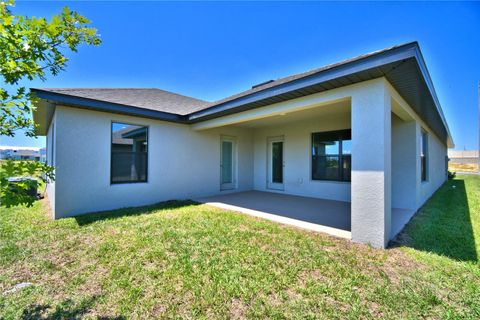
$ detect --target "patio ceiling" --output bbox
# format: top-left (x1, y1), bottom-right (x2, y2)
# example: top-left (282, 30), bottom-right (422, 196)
top-left (233, 100), bottom-right (351, 129)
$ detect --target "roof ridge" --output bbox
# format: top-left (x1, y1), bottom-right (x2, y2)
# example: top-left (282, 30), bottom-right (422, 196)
top-left (34, 42), bottom-right (419, 111)
top-left (209, 41), bottom-right (418, 105)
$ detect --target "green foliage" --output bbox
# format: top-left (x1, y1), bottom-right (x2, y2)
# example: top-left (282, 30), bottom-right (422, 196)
top-left (0, 160), bottom-right (54, 207)
top-left (0, 0), bottom-right (99, 208)
top-left (448, 170), bottom-right (456, 180)
top-left (0, 0), bottom-right (101, 137)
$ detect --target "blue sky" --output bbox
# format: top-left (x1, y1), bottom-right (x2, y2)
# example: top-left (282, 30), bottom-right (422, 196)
top-left (2, 1), bottom-right (479, 150)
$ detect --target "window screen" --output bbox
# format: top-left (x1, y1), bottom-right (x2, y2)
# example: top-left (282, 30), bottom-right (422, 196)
top-left (420, 130), bottom-right (428, 182)
top-left (312, 129), bottom-right (351, 182)
top-left (111, 122), bottom-right (148, 184)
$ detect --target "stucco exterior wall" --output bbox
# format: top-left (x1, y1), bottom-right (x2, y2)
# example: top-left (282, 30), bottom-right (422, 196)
top-left (251, 112), bottom-right (351, 202)
top-left (45, 111), bottom-right (56, 217)
top-left (52, 105), bottom-right (254, 218)
top-left (385, 81), bottom-right (448, 212)
top-left (391, 115), bottom-right (417, 210)
top-left (417, 122), bottom-right (448, 208)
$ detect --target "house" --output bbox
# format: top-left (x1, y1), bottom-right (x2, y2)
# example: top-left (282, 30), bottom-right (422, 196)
top-left (0, 146), bottom-right (43, 161)
top-left (31, 42), bottom-right (453, 248)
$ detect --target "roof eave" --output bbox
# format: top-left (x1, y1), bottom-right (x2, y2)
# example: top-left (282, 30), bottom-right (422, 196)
top-left (187, 42), bottom-right (453, 147)
top-left (411, 46), bottom-right (454, 148)
top-left (32, 99), bottom-right (55, 136)
top-left (187, 42), bottom-right (419, 121)
top-left (30, 43), bottom-right (453, 147)
top-left (31, 89), bottom-right (187, 129)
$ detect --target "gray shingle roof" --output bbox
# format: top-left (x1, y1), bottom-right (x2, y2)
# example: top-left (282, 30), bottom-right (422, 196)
top-left (35, 88), bottom-right (209, 116)
top-left (34, 44), bottom-right (411, 117)
top-left (32, 42), bottom-right (453, 147)
top-left (196, 43), bottom-right (410, 112)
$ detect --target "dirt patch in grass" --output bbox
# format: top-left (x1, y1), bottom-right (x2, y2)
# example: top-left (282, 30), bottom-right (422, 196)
top-left (40, 195), bottom-right (54, 219)
top-left (449, 162), bottom-right (479, 172)
top-left (381, 248), bottom-right (428, 284)
top-left (229, 298), bottom-right (248, 319)
top-left (152, 303), bottom-right (167, 317)
top-left (298, 269), bottom-right (330, 286)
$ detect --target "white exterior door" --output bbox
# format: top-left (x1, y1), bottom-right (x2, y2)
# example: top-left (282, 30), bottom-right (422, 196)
top-left (220, 136), bottom-right (237, 190)
top-left (267, 136), bottom-right (284, 190)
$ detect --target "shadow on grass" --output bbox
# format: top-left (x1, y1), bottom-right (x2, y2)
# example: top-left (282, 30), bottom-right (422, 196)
top-left (21, 296), bottom-right (125, 319)
top-left (74, 200), bottom-right (199, 226)
top-left (394, 178), bottom-right (477, 262)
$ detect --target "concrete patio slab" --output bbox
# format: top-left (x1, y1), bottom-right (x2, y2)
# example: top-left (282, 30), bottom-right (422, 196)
top-left (196, 191), bottom-right (352, 239)
top-left (196, 191), bottom-right (416, 242)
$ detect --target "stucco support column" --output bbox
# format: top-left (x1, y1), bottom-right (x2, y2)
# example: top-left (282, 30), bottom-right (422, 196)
top-left (351, 82), bottom-right (392, 248)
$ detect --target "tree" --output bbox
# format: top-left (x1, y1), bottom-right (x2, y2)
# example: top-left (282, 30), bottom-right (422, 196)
top-left (0, 0), bottom-right (101, 207)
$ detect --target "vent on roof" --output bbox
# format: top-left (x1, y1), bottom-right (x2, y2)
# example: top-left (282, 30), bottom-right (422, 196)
top-left (252, 79), bottom-right (274, 89)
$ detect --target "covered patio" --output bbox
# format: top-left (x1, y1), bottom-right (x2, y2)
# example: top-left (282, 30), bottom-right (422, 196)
top-left (191, 77), bottom-right (422, 247)
top-left (196, 191), bottom-right (415, 241)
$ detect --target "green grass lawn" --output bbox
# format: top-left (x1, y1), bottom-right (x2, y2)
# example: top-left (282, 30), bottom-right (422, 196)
top-left (1, 176), bottom-right (479, 319)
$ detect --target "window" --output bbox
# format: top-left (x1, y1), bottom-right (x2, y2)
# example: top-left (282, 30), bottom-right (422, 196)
top-left (312, 129), bottom-right (351, 182)
top-left (271, 141), bottom-right (284, 184)
top-left (111, 122), bottom-right (148, 184)
top-left (445, 156), bottom-right (449, 178)
top-left (420, 130), bottom-right (428, 182)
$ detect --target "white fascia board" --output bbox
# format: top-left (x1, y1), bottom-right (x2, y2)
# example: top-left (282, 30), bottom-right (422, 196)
top-left (190, 79), bottom-right (386, 130)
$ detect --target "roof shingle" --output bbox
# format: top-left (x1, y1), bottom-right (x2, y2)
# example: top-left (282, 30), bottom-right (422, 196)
top-left (34, 44), bottom-right (412, 117)
top-left (36, 88), bottom-right (209, 116)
